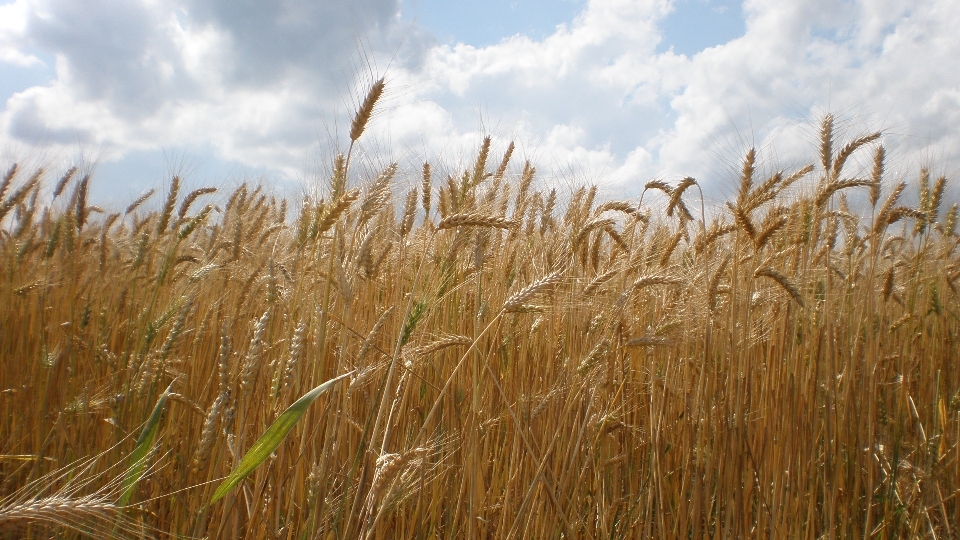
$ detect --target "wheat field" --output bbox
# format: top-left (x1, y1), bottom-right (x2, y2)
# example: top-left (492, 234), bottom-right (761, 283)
top-left (1, 81), bottom-right (959, 539)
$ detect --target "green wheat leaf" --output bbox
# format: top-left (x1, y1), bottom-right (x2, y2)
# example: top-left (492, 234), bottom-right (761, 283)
top-left (209, 371), bottom-right (352, 504)
top-left (118, 380), bottom-right (174, 507)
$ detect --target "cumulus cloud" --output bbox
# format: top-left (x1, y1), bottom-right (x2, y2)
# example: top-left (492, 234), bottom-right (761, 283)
top-left (384, 0), bottom-right (960, 194)
top-left (0, 0), bottom-right (958, 199)
top-left (0, 0), bottom-right (426, 178)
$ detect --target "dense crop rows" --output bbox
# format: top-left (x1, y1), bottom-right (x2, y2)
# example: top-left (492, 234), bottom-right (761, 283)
top-left (1, 81), bottom-right (959, 538)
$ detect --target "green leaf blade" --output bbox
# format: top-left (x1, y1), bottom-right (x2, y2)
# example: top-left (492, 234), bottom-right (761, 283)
top-left (119, 381), bottom-right (174, 507)
top-left (209, 371), bottom-right (352, 505)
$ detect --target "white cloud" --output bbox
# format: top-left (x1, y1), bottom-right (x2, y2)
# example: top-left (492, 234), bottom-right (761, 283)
top-left (0, 1), bottom-right (41, 66)
top-left (0, 0), bottom-right (958, 200)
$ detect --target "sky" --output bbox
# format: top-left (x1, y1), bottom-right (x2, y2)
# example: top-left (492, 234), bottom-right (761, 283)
top-left (0, 0), bottom-right (958, 204)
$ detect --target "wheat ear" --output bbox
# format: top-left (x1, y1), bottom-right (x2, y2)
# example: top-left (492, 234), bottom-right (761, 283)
top-left (754, 267), bottom-right (804, 307)
top-left (351, 78), bottom-right (385, 142)
top-left (437, 213), bottom-right (518, 230)
top-left (503, 269), bottom-right (564, 312)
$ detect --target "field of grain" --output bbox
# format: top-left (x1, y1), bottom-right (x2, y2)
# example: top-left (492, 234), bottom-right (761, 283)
top-left (1, 81), bottom-right (959, 539)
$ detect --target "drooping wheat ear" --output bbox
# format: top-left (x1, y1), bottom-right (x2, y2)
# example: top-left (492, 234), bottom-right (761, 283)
top-left (603, 224), bottom-right (629, 252)
top-left (727, 201), bottom-right (756, 240)
top-left (815, 179), bottom-right (874, 208)
top-left (0, 163), bottom-right (17, 201)
top-left (584, 269), bottom-right (619, 295)
top-left (493, 141), bottom-right (515, 184)
top-left (883, 206), bottom-right (927, 231)
top-left (178, 204), bottom-right (213, 240)
top-left (357, 306), bottom-right (395, 364)
top-left (754, 214), bottom-right (788, 250)
top-left (158, 297), bottom-right (193, 362)
top-left (408, 334), bottom-right (473, 360)
top-left (873, 181), bottom-right (906, 234)
top-left (659, 230), bottom-right (684, 267)
top-left (819, 114), bottom-right (834, 173)
top-left (574, 217), bottom-right (615, 248)
top-left (400, 187), bottom-right (418, 239)
top-left (737, 148), bottom-right (756, 208)
top-left (239, 309), bottom-right (270, 396)
top-left (156, 175), bottom-right (180, 235)
top-left (331, 153), bottom-right (347, 200)
top-left (0, 496), bottom-right (119, 536)
top-left (782, 164), bottom-right (814, 191)
top-left (889, 313), bottom-right (911, 332)
top-left (421, 162), bottom-right (432, 219)
top-left (437, 213), bottom-right (518, 230)
top-left (644, 179), bottom-right (673, 196)
top-left (317, 188), bottom-right (360, 237)
top-left (365, 448), bottom-right (429, 514)
top-left (577, 338), bottom-right (611, 375)
top-left (470, 136), bottom-right (491, 187)
top-left (667, 177), bottom-right (696, 221)
top-left (192, 389), bottom-right (226, 475)
top-left (0, 169), bottom-right (42, 223)
top-left (882, 266), bottom-right (895, 302)
top-left (124, 189), bottom-right (155, 215)
top-left (178, 187), bottom-right (217, 219)
top-left (350, 77), bottom-right (385, 142)
top-left (754, 267), bottom-right (804, 307)
top-left (695, 222), bottom-right (735, 254)
top-left (595, 200), bottom-right (638, 217)
top-left (742, 171), bottom-right (783, 213)
top-left (631, 274), bottom-right (682, 293)
top-left (52, 166), bottom-right (77, 200)
top-left (358, 163), bottom-right (397, 228)
top-left (832, 132), bottom-right (881, 180)
top-left (503, 269), bottom-right (564, 312)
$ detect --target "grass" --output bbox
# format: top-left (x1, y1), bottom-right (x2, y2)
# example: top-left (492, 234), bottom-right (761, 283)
top-left (0, 83), bottom-right (958, 538)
